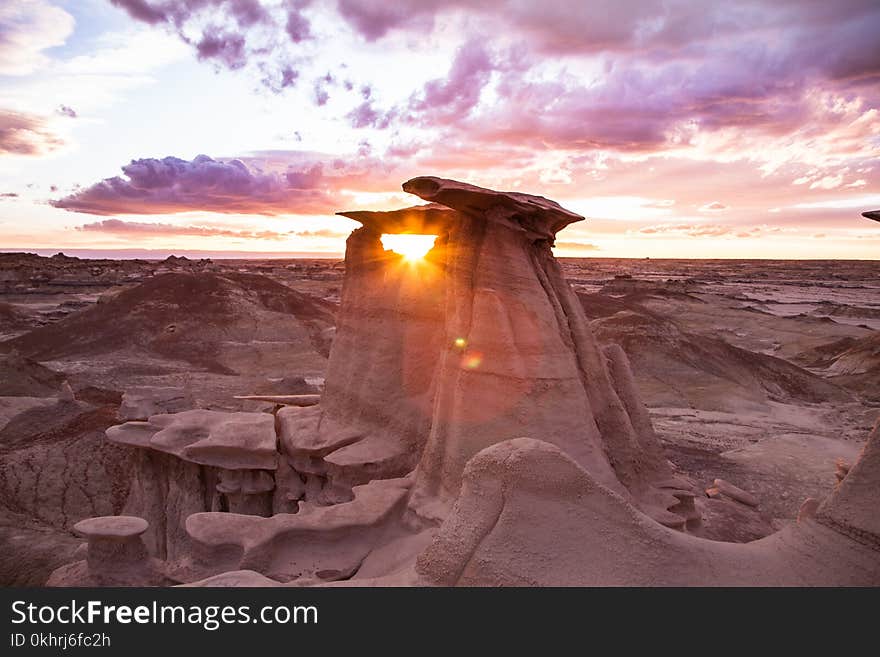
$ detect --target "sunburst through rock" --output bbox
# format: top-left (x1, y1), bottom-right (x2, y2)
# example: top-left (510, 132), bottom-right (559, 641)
top-left (380, 234), bottom-right (437, 261)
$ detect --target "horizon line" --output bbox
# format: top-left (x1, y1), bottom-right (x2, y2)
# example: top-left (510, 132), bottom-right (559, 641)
top-left (2, 248), bottom-right (878, 262)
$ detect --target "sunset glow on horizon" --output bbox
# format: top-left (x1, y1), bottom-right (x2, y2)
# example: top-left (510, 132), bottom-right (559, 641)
top-left (1, 1), bottom-right (878, 259)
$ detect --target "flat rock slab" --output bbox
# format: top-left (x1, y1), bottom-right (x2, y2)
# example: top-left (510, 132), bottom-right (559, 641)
top-left (234, 394), bottom-right (320, 406)
top-left (182, 570), bottom-right (281, 587)
top-left (712, 478), bottom-right (760, 507)
top-left (73, 516), bottom-right (148, 540)
top-left (277, 406), bottom-right (360, 457)
top-left (401, 176), bottom-right (584, 238)
top-left (337, 203), bottom-right (457, 234)
top-left (106, 409), bottom-right (278, 470)
top-left (185, 477), bottom-right (411, 582)
top-left (119, 386), bottom-right (194, 421)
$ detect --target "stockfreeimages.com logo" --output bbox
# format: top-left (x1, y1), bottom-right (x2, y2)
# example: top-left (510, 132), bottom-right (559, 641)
top-left (11, 600), bottom-right (318, 632)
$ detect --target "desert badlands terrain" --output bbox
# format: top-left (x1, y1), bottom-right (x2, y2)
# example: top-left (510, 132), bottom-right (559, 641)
top-left (0, 178), bottom-right (878, 586)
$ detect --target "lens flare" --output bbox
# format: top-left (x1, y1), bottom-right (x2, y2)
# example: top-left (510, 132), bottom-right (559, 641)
top-left (462, 351), bottom-right (483, 369)
top-left (381, 234), bottom-right (436, 261)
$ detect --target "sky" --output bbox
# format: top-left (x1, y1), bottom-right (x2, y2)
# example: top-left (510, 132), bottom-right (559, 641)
top-left (1, 0), bottom-right (879, 259)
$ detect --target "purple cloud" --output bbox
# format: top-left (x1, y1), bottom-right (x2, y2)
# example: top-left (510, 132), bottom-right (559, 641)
top-left (313, 72), bottom-right (334, 106)
top-left (195, 28), bottom-right (247, 68)
top-left (408, 39), bottom-right (493, 123)
top-left (109, 0), bottom-right (311, 90)
top-left (52, 154), bottom-right (337, 216)
top-left (335, 0), bottom-right (432, 40)
top-left (346, 100), bottom-right (397, 129)
top-left (285, 2), bottom-right (312, 42)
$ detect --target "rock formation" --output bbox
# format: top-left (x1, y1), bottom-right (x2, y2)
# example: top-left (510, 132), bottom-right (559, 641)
top-left (47, 516), bottom-right (170, 586)
top-left (862, 210), bottom-right (879, 222)
top-left (415, 431), bottom-right (880, 586)
top-left (106, 410), bottom-right (278, 559)
top-left (48, 176), bottom-right (880, 587)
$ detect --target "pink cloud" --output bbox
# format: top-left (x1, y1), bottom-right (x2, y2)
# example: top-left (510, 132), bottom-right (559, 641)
top-left (335, 0), bottom-right (439, 41)
top-left (0, 109), bottom-right (63, 156)
top-left (77, 218), bottom-right (292, 240)
top-left (75, 218), bottom-right (348, 240)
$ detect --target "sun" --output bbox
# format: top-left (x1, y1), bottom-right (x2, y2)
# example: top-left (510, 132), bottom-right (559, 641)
top-left (381, 234), bottom-right (437, 261)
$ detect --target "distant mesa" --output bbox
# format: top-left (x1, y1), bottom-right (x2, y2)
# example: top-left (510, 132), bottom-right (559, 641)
top-left (863, 210), bottom-right (880, 222)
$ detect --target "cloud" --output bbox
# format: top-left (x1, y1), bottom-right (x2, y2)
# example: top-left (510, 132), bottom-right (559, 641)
top-left (293, 229), bottom-right (346, 238)
top-left (75, 219), bottom-right (349, 241)
top-left (639, 223), bottom-right (733, 237)
top-left (0, 109), bottom-right (63, 156)
top-left (0, 0), bottom-right (75, 75)
top-left (334, 3), bottom-right (880, 168)
top-left (76, 218), bottom-right (293, 240)
top-left (313, 72), bottom-right (334, 106)
top-left (335, 0), bottom-right (437, 41)
top-left (56, 105), bottom-right (77, 118)
top-left (52, 154), bottom-right (339, 216)
top-left (1, 192), bottom-right (19, 198)
top-left (346, 100), bottom-right (396, 129)
top-left (553, 241), bottom-right (600, 251)
top-left (637, 222), bottom-right (792, 238)
top-left (809, 175), bottom-right (844, 190)
top-left (699, 201), bottom-right (728, 212)
top-left (194, 27), bottom-right (247, 68)
top-left (406, 39), bottom-right (494, 124)
top-left (105, 0), bottom-right (880, 159)
top-left (109, 0), bottom-right (312, 91)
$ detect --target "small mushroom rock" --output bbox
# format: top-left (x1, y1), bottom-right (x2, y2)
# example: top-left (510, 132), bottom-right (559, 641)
top-left (46, 516), bottom-right (170, 586)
